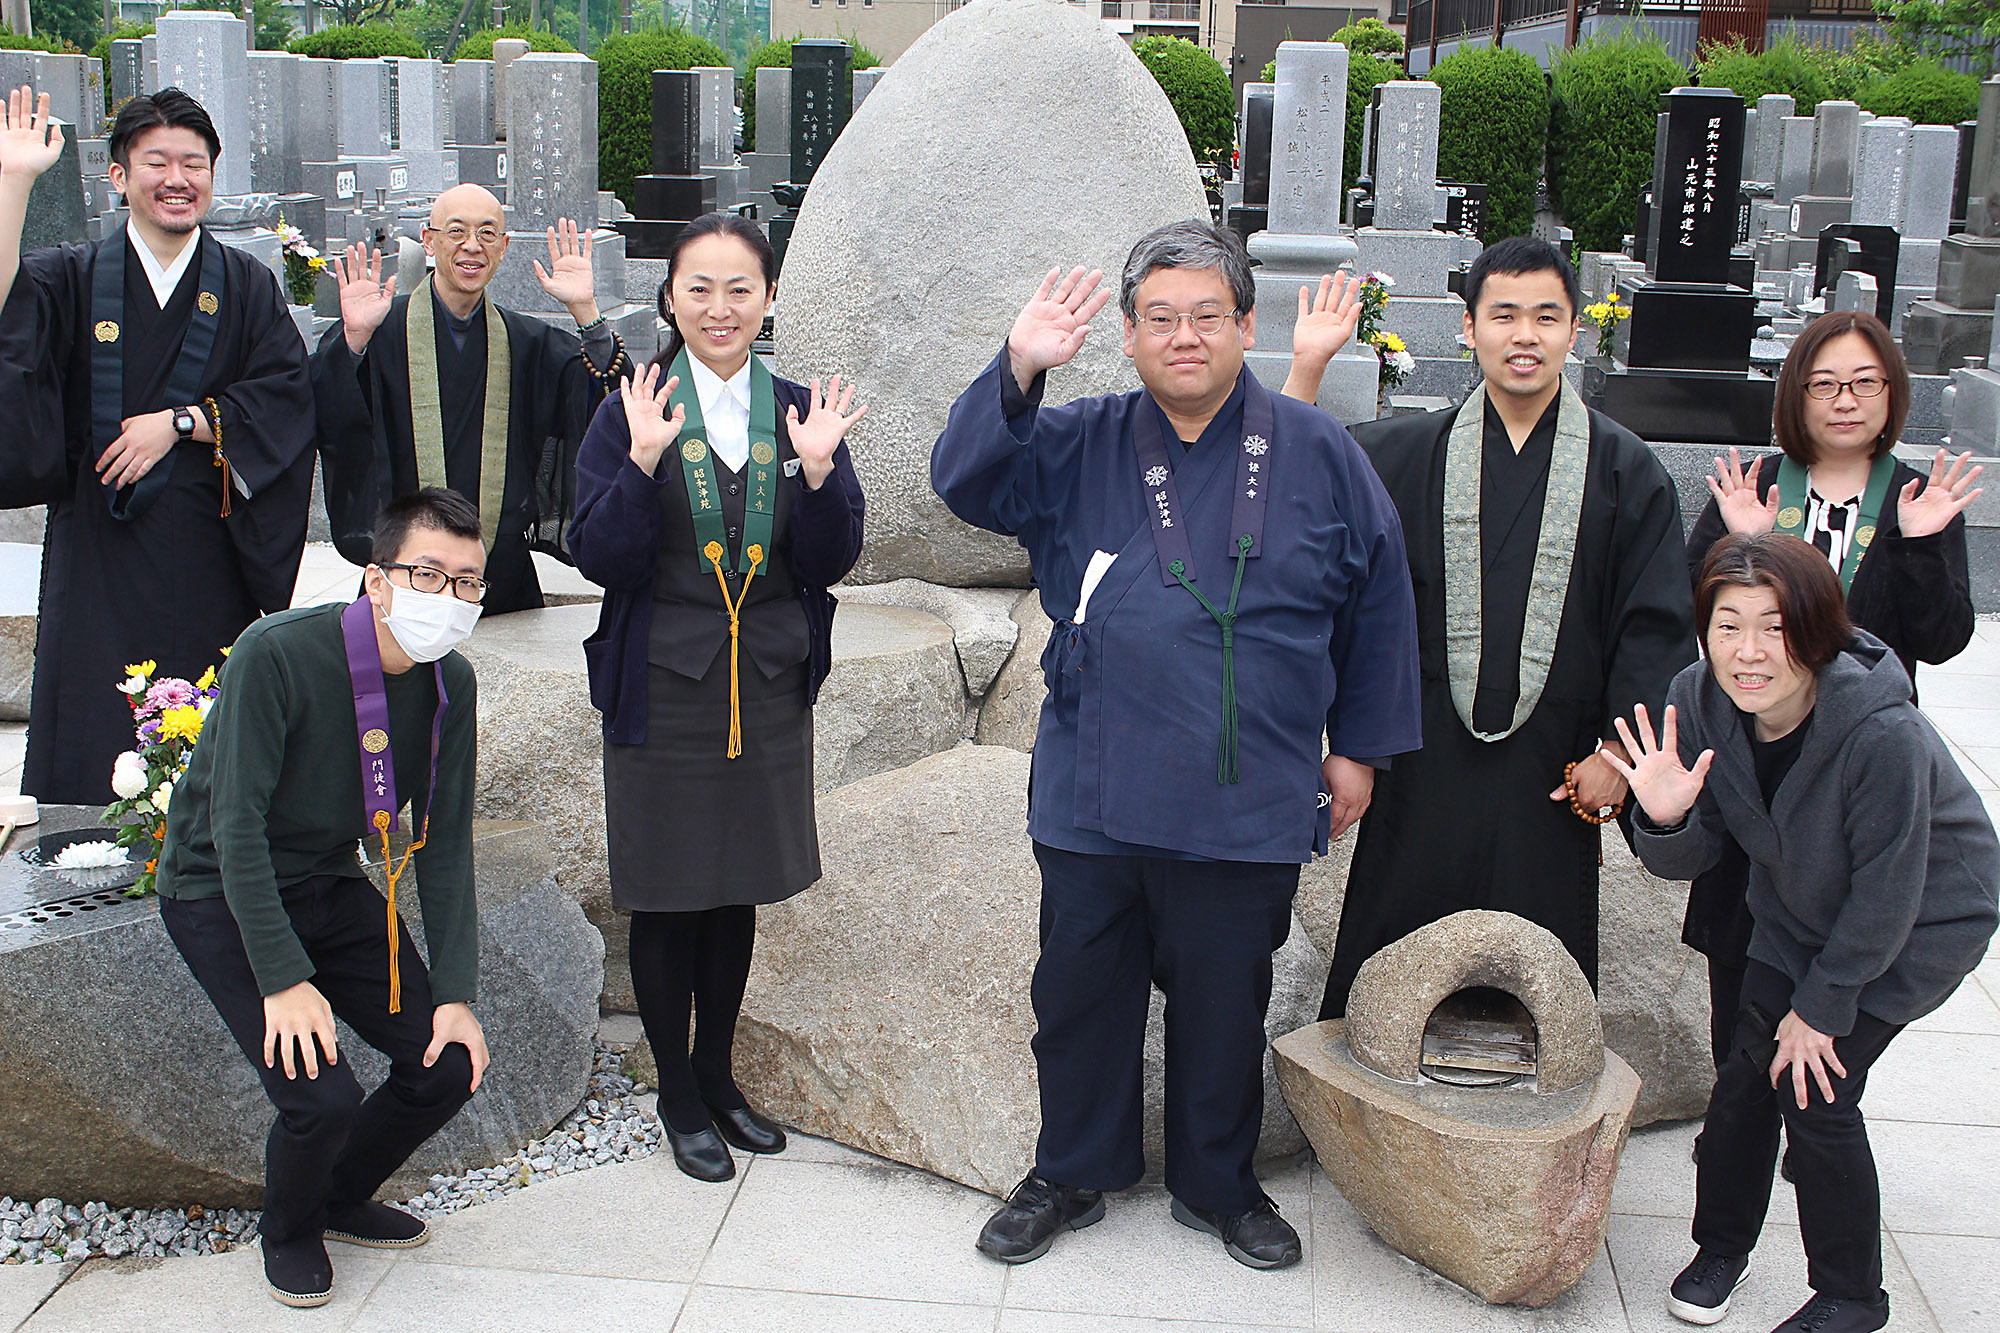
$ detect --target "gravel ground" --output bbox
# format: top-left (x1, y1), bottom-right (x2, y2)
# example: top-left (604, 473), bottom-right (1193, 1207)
top-left (0, 1042), bottom-right (659, 1266)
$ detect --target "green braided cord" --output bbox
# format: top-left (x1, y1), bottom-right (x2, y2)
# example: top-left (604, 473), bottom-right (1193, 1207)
top-left (1167, 533), bottom-right (1253, 785)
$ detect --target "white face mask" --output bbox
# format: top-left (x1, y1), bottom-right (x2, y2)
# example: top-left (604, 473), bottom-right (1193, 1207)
top-left (382, 583), bottom-right (482, 662)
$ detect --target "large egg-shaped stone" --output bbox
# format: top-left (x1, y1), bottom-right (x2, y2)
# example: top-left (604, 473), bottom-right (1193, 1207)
top-left (775, 0), bottom-right (1210, 587)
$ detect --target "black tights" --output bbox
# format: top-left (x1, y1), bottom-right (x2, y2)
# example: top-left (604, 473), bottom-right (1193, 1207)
top-left (628, 905), bottom-right (757, 1134)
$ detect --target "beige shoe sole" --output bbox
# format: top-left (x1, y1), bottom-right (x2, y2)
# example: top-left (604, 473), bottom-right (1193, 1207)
top-left (323, 1221), bottom-right (431, 1250)
top-left (267, 1281), bottom-right (333, 1309)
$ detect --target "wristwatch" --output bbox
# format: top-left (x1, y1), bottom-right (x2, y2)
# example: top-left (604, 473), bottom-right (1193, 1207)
top-left (172, 407), bottom-right (197, 444)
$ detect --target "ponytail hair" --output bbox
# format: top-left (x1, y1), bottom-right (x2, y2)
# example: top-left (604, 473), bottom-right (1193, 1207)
top-left (651, 211), bottom-right (778, 371)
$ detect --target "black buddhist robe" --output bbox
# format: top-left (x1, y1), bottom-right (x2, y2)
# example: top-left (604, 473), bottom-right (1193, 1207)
top-left (311, 289), bottom-right (619, 614)
top-left (1319, 397), bottom-right (1697, 1016)
top-left (0, 231), bottom-right (315, 805)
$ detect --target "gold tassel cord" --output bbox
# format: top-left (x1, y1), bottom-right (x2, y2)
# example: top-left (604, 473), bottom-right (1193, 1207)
top-left (206, 397), bottom-right (230, 517)
top-left (706, 541), bottom-right (764, 759)
top-left (374, 808), bottom-right (428, 1014)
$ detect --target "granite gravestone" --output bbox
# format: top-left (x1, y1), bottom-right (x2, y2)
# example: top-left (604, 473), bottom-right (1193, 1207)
top-left (743, 65), bottom-right (791, 218)
top-left (1268, 40), bottom-right (1347, 236)
top-left (504, 54), bottom-right (599, 235)
top-left (1228, 81), bottom-right (1273, 241)
top-left (789, 39), bottom-right (852, 186)
top-left (694, 66), bottom-right (744, 210)
top-left (1653, 87), bottom-right (1745, 285)
top-left (1749, 93), bottom-right (1794, 185)
top-left (1851, 116), bottom-right (1912, 230)
top-left (451, 59), bottom-right (497, 147)
top-left (32, 54), bottom-right (101, 141)
top-left (154, 12), bottom-right (251, 196)
top-left (20, 124), bottom-right (86, 252)
top-left (1370, 80), bottom-right (1439, 231)
top-left (1906, 77), bottom-right (2000, 371)
top-left (1812, 100), bottom-right (1861, 197)
top-left (1956, 119), bottom-right (1978, 232)
top-left (853, 67), bottom-right (885, 113)
top-left (1351, 79), bottom-right (1470, 356)
top-left (109, 40), bottom-right (144, 107)
top-left (618, 69), bottom-right (715, 259)
top-left (335, 58), bottom-right (394, 158)
top-left (141, 33), bottom-right (156, 94)
top-left (491, 38), bottom-right (530, 141)
top-left (392, 58), bottom-right (455, 196)
top-left (295, 59), bottom-right (339, 165)
top-left (1776, 115), bottom-right (1814, 205)
top-left (246, 53), bottom-right (301, 197)
top-left (1816, 224), bottom-right (1901, 323)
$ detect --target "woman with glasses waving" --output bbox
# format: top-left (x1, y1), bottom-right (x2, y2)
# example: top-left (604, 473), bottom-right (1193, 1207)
top-left (1680, 309), bottom-right (1982, 1072)
top-left (567, 211), bottom-right (866, 1183)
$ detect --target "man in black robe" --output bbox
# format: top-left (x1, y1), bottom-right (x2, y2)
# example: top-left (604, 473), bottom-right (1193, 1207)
top-left (1288, 237), bottom-right (1696, 1015)
top-left (312, 185), bottom-right (632, 614)
top-left (0, 86), bottom-right (315, 805)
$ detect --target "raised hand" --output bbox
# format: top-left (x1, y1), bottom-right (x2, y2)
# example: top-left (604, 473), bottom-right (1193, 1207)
top-left (533, 217), bottom-right (598, 321)
top-left (1602, 703), bottom-right (1714, 828)
top-left (1293, 272), bottom-right (1360, 366)
top-left (331, 242), bottom-right (397, 354)
top-left (619, 363), bottom-right (685, 477)
top-left (1007, 265), bottom-right (1111, 391)
top-left (0, 87), bottom-right (63, 183)
top-left (787, 374), bottom-right (868, 490)
top-left (1897, 448), bottom-right (1984, 539)
top-left (1705, 447), bottom-right (1779, 535)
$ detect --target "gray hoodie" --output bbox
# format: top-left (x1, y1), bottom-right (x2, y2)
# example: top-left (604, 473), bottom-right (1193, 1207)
top-left (1635, 631), bottom-right (1999, 1036)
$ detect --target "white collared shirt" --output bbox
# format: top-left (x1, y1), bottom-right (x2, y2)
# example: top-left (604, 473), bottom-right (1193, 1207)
top-left (685, 353), bottom-right (753, 473)
top-left (130, 226), bottom-right (202, 308)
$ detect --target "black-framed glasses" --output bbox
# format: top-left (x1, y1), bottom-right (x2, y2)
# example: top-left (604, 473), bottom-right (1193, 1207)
top-left (380, 562), bottom-right (488, 603)
top-left (1803, 375), bottom-right (1888, 400)
top-left (1139, 307), bottom-right (1239, 337)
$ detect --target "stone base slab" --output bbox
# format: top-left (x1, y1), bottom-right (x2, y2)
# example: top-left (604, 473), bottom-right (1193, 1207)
top-left (1947, 366), bottom-right (2000, 452)
top-left (1244, 349), bottom-right (1379, 430)
top-left (1275, 1020), bottom-right (1640, 1307)
top-left (1350, 228), bottom-right (1463, 298)
top-left (1904, 300), bottom-right (1996, 374)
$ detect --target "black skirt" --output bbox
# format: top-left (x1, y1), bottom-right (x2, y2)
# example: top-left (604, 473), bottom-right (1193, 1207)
top-left (604, 654), bottom-right (820, 912)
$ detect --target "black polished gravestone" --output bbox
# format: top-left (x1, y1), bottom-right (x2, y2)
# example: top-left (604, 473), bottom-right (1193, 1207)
top-left (615, 70), bottom-right (717, 261)
top-left (1632, 184), bottom-right (1653, 265)
top-left (1956, 119), bottom-right (1978, 234)
top-left (1592, 87), bottom-right (1773, 444)
top-left (1227, 84), bottom-right (1274, 244)
top-left (1815, 224), bottom-right (1900, 324)
top-left (1438, 181), bottom-right (1486, 238)
top-left (770, 39), bottom-right (853, 274)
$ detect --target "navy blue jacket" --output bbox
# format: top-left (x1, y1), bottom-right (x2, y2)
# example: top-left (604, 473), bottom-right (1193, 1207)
top-left (568, 374), bottom-right (865, 745)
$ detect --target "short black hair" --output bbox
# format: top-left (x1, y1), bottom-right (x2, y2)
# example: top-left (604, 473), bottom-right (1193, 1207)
top-left (1462, 236), bottom-right (1582, 322)
top-left (371, 487), bottom-right (483, 566)
top-left (108, 87), bottom-right (221, 170)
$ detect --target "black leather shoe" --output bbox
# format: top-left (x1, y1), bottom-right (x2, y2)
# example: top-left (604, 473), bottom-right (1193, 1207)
top-left (706, 1102), bottom-right (786, 1154)
top-left (976, 1172), bottom-right (1105, 1263)
top-left (666, 1125), bottom-right (737, 1182)
top-left (262, 1235), bottom-right (334, 1308)
top-left (324, 1200), bottom-right (430, 1249)
top-left (1170, 1195), bottom-right (1302, 1270)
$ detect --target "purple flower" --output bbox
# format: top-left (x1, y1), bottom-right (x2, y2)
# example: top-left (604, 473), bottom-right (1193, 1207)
top-left (137, 719), bottom-right (160, 744)
top-left (142, 678), bottom-right (198, 716)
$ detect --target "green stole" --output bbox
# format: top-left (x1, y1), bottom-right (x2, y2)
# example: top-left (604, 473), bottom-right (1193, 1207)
top-left (405, 275), bottom-right (511, 552)
top-left (1772, 453), bottom-right (1895, 594)
top-left (663, 348), bottom-right (781, 758)
top-left (1442, 380), bottom-right (1593, 742)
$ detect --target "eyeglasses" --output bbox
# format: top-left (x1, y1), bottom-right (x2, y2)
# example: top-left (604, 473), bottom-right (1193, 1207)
top-left (1138, 308), bottom-right (1239, 337)
top-left (1803, 375), bottom-right (1887, 400)
top-left (429, 224), bottom-right (503, 248)
top-left (380, 562), bottom-right (489, 603)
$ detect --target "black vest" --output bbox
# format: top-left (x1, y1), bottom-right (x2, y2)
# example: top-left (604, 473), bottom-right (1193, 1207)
top-left (646, 421), bottom-right (809, 682)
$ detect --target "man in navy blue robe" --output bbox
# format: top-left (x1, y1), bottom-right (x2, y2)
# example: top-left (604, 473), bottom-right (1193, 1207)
top-left (933, 221), bottom-right (1421, 1271)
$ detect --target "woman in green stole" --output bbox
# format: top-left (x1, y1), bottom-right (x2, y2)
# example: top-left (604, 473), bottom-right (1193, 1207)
top-left (568, 213), bottom-right (867, 1181)
top-left (1683, 309), bottom-right (1982, 1070)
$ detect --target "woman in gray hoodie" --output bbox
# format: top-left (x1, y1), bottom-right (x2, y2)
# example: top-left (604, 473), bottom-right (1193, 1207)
top-left (1608, 532), bottom-right (1998, 1333)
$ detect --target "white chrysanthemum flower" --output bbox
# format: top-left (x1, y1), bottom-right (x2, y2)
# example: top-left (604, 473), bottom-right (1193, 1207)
top-left (111, 750), bottom-right (149, 800)
top-left (52, 840), bottom-right (128, 869)
top-left (152, 781), bottom-right (175, 812)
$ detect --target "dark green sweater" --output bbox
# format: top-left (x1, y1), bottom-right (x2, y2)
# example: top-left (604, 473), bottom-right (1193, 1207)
top-left (157, 601), bottom-right (480, 1004)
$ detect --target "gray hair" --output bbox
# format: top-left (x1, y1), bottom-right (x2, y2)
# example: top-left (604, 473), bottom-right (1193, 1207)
top-left (1119, 220), bottom-right (1256, 323)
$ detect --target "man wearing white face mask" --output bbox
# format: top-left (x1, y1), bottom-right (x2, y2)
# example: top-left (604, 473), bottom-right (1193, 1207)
top-left (156, 487), bottom-right (488, 1310)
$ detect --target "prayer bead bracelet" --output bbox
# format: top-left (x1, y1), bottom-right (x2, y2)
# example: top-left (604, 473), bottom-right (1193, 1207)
top-left (1564, 760), bottom-right (1625, 825)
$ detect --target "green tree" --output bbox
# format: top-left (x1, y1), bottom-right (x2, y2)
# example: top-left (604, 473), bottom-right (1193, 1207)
top-left (1329, 17), bottom-right (1403, 59)
top-left (27, 0), bottom-right (97, 52)
top-left (1132, 35), bottom-right (1233, 164)
top-left (1548, 31), bottom-right (1684, 254)
top-left (1874, 0), bottom-right (2000, 78)
top-left (595, 26), bottom-right (727, 207)
top-left (288, 24), bottom-right (426, 58)
top-left (0, 27), bottom-right (70, 52)
top-left (1430, 43), bottom-right (1546, 243)
top-left (1695, 33), bottom-right (1833, 113)
top-left (1856, 61), bottom-right (1982, 124)
top-left (315, 0), bottom-right (411, 27)
top-left (738, 33), bottom-right (879, 152)
top-left (89, 20), bottom-right (150, 65)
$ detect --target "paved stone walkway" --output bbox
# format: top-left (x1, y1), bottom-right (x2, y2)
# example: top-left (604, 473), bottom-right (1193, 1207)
top-left (1, 557), bottom-right (1995, 1331)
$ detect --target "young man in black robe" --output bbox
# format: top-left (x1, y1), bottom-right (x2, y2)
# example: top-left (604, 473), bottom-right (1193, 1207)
top-left (1287, 237), bottom-right (1696, 1016)
top-left (312, 184), bottom-right (632, 613)
top-left (0, 85), bottom-right (315, 806)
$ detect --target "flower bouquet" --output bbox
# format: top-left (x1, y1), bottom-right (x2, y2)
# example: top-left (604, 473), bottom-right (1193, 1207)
top-left (1583, 291), bottom-right (1629, 359)
top-left (1353, 271), bottom-right (1416, 390)
top-left (276, 214), bottom-right (326, 308)
top-left (102, 657), bottom-right (222, 897)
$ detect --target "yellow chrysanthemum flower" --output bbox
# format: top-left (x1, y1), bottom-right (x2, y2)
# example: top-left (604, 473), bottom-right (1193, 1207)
top-left (158, 705), bottom-right (204, 743)
top-left (195, 666), bottom-right (217, 691)
top-left (124, 659), bottom-right (157, 678)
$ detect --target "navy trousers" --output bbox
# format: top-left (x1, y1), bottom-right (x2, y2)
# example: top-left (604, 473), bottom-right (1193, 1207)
top-left (161, 875), bottom-right (475, 1245)
top-left (1029, 842), bottom-right (1299, 1215)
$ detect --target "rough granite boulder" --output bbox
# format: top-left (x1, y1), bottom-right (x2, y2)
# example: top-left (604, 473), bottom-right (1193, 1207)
top-left (1295, 826), bottom-right (1712, 1126)
top-left (0, 814), bottom-right (600, 1209)
top-left (837, 579), bottom-right (1024, 695)
top-left (0, 542), bottom-right (34, 722)
top-left (774, 0), bottom-right (1210, 587)
top-left (727, 744), bottom-right (1319, 1196)
top-left (974, 592), bottom-right (1054, 752)
top-left (460, 601), bottom-right (967, 1009)
top-left (1275, 912), bottom-right (1639, 1308)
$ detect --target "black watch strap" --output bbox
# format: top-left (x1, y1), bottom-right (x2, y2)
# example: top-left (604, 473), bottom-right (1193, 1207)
top-left (172, 407), bottom-right (196, 442)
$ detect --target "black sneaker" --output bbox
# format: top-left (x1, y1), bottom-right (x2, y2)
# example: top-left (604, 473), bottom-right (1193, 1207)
top-left (262, 1235), bottom-right (333, 1309)
top-left (324, 1201), bottom-right (431, 1249)
top-left (1170, 1195), bottom-right (1302, 1270)
top-left (975, 1172), bottom-right (1105, 1263)
top-left (1770, 1292), bottom-right (1890, 1333)
top-left (1668, 1249), bottom-right (1752, 1325)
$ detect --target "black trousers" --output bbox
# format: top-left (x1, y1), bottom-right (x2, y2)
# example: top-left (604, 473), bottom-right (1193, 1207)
top-left (1693, 959), bottom-right (1904, 1301)
top-left (1029, 843), bottom-right (1299, 1215)
top-left (161, 875), bottom-right (475, 1245)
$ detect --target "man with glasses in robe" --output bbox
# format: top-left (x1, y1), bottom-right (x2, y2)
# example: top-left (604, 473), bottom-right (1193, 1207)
top-left (312, 184), bottom-right (633, 612)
